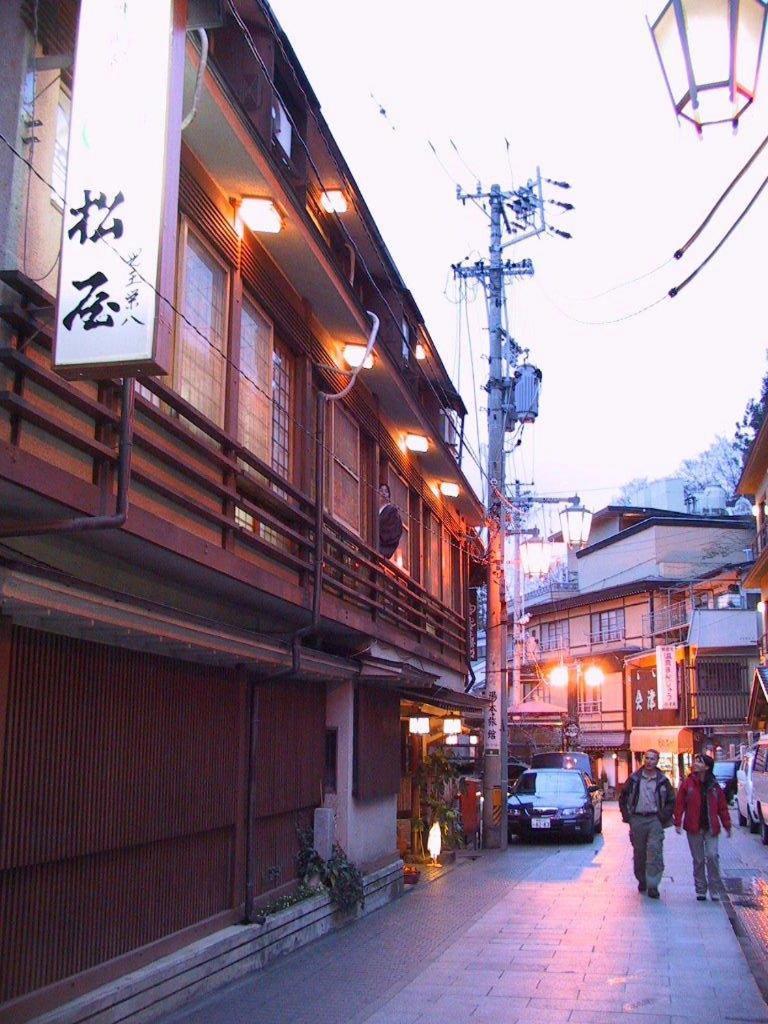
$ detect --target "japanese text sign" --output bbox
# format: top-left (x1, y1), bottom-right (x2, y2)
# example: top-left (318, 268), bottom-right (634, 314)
top-left (54, 0), bottom-right (178, 378)
top-left (655, 644), bottom-right (678, 710)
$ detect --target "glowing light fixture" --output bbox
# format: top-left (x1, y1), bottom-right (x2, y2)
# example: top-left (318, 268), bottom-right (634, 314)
top-left (469, 734), bottom-right (479, 746)
top-left (758, 600), bottom-right (766, 613)
top-left (427, 821), bottom-right (442, 863)
top-left (560, 503), bottom-right (593, 549)
top-left (584, 665), bottom-right (605, 687)
top-left (239, 197), bottom-right (282, 233)
top-left (343, 343), bottom-right (373, 369)
top-left (405, 433), bottom-right (429, 453)
top-left (520, 538), bottom-right (553, 578)
top-left (648, 0), bottom-right (768, 134)
top-left (440, 481), bottom-right (460, 498)
top-left (445, 734), bottom-right (458, 746)
top-left (320, 189), bottom-right (348, 213)
top-left (443, 717), bottom-right (462, 735)
top-left (415, 343), bottom-right (426, 361)
top-left (408, 716), bottom-right (430, 735)
top-left (549, 664), bottom-right (569, 688)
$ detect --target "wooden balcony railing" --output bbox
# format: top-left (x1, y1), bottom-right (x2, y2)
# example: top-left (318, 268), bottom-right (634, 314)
top-left (0, 289), bottom-right (467, 665)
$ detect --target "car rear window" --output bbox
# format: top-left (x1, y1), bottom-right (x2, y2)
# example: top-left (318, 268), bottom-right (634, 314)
top-left (514, 772), bottom-right (587, 798)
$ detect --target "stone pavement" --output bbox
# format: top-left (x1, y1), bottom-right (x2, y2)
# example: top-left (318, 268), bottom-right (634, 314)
top-left (162, 806), bottom-right (768, 1024)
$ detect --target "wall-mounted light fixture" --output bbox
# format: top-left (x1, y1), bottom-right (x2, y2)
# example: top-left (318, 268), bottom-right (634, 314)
top-left (415, 343), bottom-right (426, 361)
top-left (439, 481), bottom-right (460, 498)
top-left (445, 734), bottom-right (458, 746)
top-left (320, 189), bottom-right (348, 213)
top-left (584, 665), bottom-right (605, 687)
top-left (549, 664), bottom-right (569, 688)
top-left (343, 343), bottom-right (373, 369)
top-left (239, 197), bottom-right (282, 234)
top-left (405, 433), bottom-right (429, 453)
top-left (469, 734), bottom-right (479, 746)
top-left (408, 716), bottom-right (430, 735)
top-left (443, 717), bottom-right (461, 735)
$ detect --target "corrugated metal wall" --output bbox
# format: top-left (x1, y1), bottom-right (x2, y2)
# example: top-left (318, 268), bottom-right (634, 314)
top-left (0, 628), bottom-right (247, 1003)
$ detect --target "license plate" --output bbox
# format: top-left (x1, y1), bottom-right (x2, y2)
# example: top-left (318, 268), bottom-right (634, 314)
top-left (532, 818), bottom-right (551, 829)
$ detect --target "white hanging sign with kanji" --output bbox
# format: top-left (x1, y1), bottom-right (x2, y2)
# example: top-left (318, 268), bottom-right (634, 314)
top-left (655, 645), bottom-right (678, 710)
top-left (54, 0), bottom-right (178, 378)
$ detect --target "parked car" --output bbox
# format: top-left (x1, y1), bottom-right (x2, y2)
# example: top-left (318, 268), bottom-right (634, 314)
top-left (751, 735), bottom-right (768, 845)
top-left (712, 759), bottom-right (739, 804)
top-left (508, 760), bottom-right (530, 787)
top-left (530, 751), bottom-right (592, 776)
top-left (508, 768), bottom-right (603, 843)
top-left (737, 747), bottom-right (759, 832)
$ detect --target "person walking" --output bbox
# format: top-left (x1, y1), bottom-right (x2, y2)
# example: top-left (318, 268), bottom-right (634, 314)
top-left (674, 753), bottom-right (731, 902)
top-left (619, 749), bottom-right (675, 899)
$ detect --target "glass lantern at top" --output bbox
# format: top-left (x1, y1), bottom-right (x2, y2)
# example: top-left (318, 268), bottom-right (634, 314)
top-left (649, 0), bottom-right (768, 133)
top-left (559, 504), bottom-right (593, 549)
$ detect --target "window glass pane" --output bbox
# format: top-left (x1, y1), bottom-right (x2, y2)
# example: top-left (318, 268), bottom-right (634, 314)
top-left (238, 298), bottom-right (272, 463)
top-left (51, 90), bottom-right (70, 207)
top-left (176, 230), bottom-right (227, 426)
top-left (271, 341), bottom-right (292, 480)
top-left (332, 405), bottom-right (359, 532)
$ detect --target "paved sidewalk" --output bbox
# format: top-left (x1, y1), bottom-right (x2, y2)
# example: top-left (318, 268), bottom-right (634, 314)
top-left (163, 807), bottom-right (768, 1024)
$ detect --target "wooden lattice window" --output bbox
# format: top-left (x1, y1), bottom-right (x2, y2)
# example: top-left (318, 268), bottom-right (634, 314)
top-left (330, 403), bottom-right (360, 534)
top-left (174, 220), bottom-right (229, 426)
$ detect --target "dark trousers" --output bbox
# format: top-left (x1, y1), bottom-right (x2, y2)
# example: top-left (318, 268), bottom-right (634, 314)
top-left (629, 814), bottom-right (664, 888)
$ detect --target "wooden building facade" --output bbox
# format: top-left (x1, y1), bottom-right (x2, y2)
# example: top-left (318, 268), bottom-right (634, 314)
top-left (0, 1), bottom-right (485, 1017)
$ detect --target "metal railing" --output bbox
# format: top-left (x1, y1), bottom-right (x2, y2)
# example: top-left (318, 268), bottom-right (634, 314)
top-left (589, 626), bottom-right (625, 645)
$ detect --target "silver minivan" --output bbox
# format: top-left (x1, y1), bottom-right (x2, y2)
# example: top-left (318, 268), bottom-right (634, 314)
top-left (737, 746), bottom-right (759, 832)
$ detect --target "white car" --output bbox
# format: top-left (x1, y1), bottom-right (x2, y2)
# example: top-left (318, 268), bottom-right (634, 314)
top-left (749, 736), bottom-right (768, 843)
top-left (737, 747), bottom-right (759, 833)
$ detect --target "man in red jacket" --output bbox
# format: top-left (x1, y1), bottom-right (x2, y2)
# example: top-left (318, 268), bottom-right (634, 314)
top-left (674, 754), bottom-right (731, 902)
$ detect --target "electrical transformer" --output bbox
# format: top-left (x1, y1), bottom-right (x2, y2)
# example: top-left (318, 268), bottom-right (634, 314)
top-left (506, 363), bottom-right (542, 428)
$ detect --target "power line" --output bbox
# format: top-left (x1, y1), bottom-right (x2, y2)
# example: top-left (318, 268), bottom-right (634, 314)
top-left (533, 277), bottom-right (668, 325)
top-left (669, 169), bottom-right (768, 299)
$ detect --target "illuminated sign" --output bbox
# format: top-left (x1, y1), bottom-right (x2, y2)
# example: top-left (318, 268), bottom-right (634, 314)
top-left (54, 0), bottom-right (179, 378)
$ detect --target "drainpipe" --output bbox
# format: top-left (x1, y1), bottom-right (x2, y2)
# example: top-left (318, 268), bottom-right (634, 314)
top-left (264, 312), bottom-right (380, 682)
top-left (0, 377), bottom-right (135, 538)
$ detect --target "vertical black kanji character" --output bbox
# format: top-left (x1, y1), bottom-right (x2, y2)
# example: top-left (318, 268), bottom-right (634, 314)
top-left (68, 189), bottom-right (125, 244)
top-left (62, 271), bottom-right (121, 331)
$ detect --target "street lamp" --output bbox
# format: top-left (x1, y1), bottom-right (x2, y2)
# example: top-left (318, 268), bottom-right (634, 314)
top-left (559, 503), bottom-right (593, 549)
top-left (648, 0), bottom-right (768, 134)
top-left (520, 538), bottom-right (553, 578)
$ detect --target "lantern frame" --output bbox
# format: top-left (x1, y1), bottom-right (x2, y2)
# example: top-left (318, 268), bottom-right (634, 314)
top-left (648, 0), bottom-right (768, 133)
top-left (559, 503), bottom-right (593, 550)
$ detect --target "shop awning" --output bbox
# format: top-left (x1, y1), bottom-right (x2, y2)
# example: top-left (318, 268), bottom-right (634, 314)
top-left (630, 727), bottom-right (694, 755)
top-left (397, 684), bottom-right (490, 714)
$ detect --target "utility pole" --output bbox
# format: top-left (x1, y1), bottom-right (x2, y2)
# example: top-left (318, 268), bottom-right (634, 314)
top-left (454, 176), bottom-right (546, 849)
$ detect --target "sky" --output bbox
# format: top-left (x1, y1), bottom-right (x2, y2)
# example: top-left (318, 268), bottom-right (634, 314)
top-left (271, 1), bottom-right (768, 523)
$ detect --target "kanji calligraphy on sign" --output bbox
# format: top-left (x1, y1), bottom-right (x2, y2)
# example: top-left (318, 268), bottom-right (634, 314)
top-left (485, 686), bottom-right (500, 755)
top-left (54, 0), bottom-right (182, 378)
